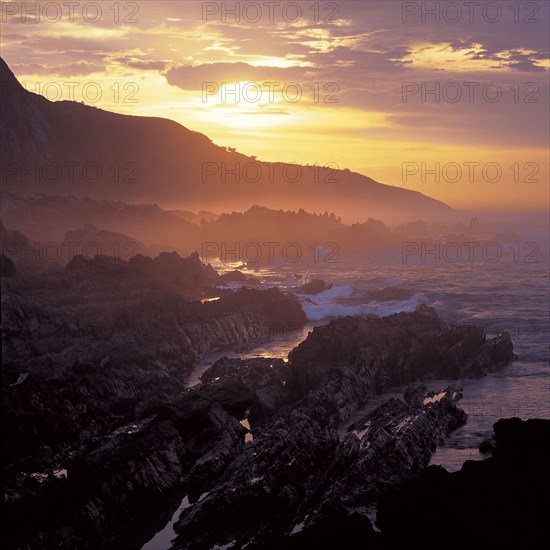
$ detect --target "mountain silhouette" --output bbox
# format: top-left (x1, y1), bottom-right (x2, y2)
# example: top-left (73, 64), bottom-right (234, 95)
top-left (0, 57), bottom-right (452, 221)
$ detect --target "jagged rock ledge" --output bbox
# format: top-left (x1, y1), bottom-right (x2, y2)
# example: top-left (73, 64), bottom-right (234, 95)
top-left (3, 305), bottom-right (516, 548)
top-left (2, 256), bottom-right (305, 467)
top-left (171, 306), bottom-right (515, 548)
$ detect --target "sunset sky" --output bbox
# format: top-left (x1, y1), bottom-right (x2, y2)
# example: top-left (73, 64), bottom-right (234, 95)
top-left (1, 0), bottom-right (549, 210)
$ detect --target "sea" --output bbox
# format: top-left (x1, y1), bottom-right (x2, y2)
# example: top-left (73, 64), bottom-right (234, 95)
top-left (143, 236), bottom-right (549, 549)
top-left (206, 242), bottom-right (550, 471)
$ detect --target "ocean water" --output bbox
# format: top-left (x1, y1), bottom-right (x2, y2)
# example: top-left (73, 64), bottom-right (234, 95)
top-left (210, 249), bottom-right (550, 470)
top-left (144, 248), bottom-right (549, 548)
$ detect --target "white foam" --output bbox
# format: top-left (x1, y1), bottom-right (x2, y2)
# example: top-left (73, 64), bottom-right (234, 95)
top-left (301, 289), bottom-right (428, 322)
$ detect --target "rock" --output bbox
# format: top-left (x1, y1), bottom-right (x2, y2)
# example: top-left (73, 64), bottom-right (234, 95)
top-left (163, 307), bottom-right (514, 548)
top-left (3, 301), bottom-right (518, 549)
top-left (66, 250), bottom-right (220, 299)
top-left (255, 512), bottom-right (381, 549)
top-left (172, 406), bottom-right (341, 549)
top-left (2, 261), bottom-right (305, 466)
top-left (479, 435), bottom-right (496, 454)
top-left (200, 357), bottom-right (288, 422)
top-left (376, 418), bottom-right (550, 547)
top-left (200, 356), bottom-right (284, 384)
top-left (170, 385), bottom-right (466, 549)
top-left (286, 305), bottom-right (515, 404)
top-left (1, 253), bottom-right (16, 276)
top-left (292, 385), bottom-right (467, 528)
top-left (0, 218), bottom-right (32, 268)
top-left (218, 287), bottom-right (306, 328)
top-left (219, 270), bottom-right (249, 283)
top-left (298, 279), bottom-right (333, 295)
top-left (2, 250), bottom-right (309, 548)
top-left (36, 446), bottom-right (53, 465)
top-left (4, 384), bottom-right (251, 549)
top-left (492, 417), bottom-right (550, 462)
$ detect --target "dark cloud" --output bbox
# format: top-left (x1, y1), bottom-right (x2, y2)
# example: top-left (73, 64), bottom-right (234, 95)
top-left (467, 46), bottom-right (547, 72)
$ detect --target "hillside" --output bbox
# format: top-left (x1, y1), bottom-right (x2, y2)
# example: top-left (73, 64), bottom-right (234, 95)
top-left (0, 57), bottom-right (452, 222)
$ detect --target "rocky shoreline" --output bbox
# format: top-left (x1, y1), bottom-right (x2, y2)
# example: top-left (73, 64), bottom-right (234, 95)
top-left (2, 251), bottom-right (305, 465)
top-left (168, 306), bottom-right (514, 549)
top-left (3, 265), bottom-right (520, 549)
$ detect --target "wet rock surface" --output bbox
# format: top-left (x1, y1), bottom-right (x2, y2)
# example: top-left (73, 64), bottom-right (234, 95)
top-left (166, 306), bottom-right (513, 549)
top-left (200, 357), bottom-right (288, 422)
top-left (4, 391), bottom-right (248, 549)
top-left (297, 278), bottom-right (333, 295)
top-left (2, 254), bottom-right (304, 479)
top-left (286, 304), bottom-right (515, 405)
top-left (365, 286), bottom-right (414, 302)
top-left (311, 386), bottom-right (468, 514)
top-left (3, 299), bottom-right (517, 549)
top-left (1, 252), bottom-right (16, 276)
top-left (170, 384), bottom-right (466, 550)
top-left (2, 282), bottom-right (303, 465)
top-left (219, 270), bottom-right (255, 284)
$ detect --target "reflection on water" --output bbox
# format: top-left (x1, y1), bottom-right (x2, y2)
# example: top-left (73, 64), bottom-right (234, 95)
top-left (185, 323), bottom-right (316, 389)
top-left (141, 495), bottom-right (191, 550)
top-left (240, 418), bottom-right (254, 443)
top-left (429, 361), bottom-right (549, 471)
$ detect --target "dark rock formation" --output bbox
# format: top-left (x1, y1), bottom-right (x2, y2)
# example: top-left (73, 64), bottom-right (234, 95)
top-left (170, 385), bottom-right (466, 549)
top-left (3, 304), bottom-right (517, 549)
top-left (0, 217), bottom-right (32, 268)
top-left (219, 270), bottom-right (249, 283)
top-left (200, 357), bottom-right (288, 421)
top-left (66, 250), bottom-right (220, 299)
top-left (4, 386), bottom-right (250, 549)
top-left (479, 434), bottom-right (497, 454)
top-left (286, 304), bottom-right (515, 404)
top-left (253, 512), bottom-right (380, 550)
top-left (166, 306), bottom-right (513, 548)
top-left (1, 252), bottom-right (16, 276)
top-left (2, 256), bottom-right (305, 466)
top-left (366, 286), bottom-right (414, 302)
top-left (298, 278), bottom-right (333, 295)
top-left (312, 386), bottom-right (467, 512)
top-left (377, 418), bottom-right (550, 547)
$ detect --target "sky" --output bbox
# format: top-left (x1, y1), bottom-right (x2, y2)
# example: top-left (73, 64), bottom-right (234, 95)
top-left (1, 0), bottom-right (549, 210)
